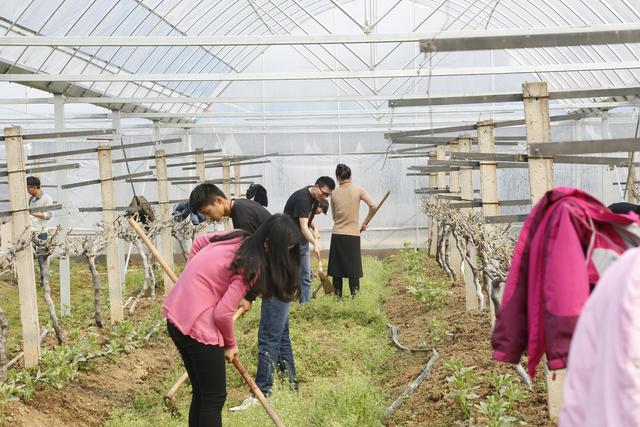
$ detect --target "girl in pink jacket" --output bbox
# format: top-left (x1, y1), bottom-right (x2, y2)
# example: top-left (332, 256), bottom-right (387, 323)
top-left (163, 214), bottom-right (300, 427)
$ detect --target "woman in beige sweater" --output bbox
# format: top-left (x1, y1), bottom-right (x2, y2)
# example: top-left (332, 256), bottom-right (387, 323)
top-left (328, 164), bottom-right (377, 298)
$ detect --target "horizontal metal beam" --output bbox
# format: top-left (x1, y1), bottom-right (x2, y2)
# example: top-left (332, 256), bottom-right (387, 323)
top-left (386, 113), bottom-right (591, 138)
top-left (4, 62), bottom-right (640, 83)
top-left (420, 23), bottom-right (640, 52)
top-left (0, 203), bottom-right (63, 218)
top-left (407, 167), bottom-right (460, 174)
top-left (390, 136), bottom-right (524, 144)
top-left (452, 151), bottom-right (638, 166)
top-left (0, 25), bottom-right (633, 48)
top-left (182, 159), bottom-right (271, 171)
top-left (126, 176), bottom-right (203, 183)
top-left (529, 138), bottom-right (640, 156)
top-left (78, 198), bottom-right (188, 212)
top-left (485, 214), bottom-right (528, 224)
top-left (3, 86), bottom-right (639, 107)
top-left (0, 33), bottom-right (463, 47)
top-left (415, 187), bottom-right (450, 194)
top-left (0, 128), bottom-right (115, 142)
top-left (408, 160), bottom-right (528, 169)
top-left (26, 137), bottom-right (183, 161)
top-left (61, 170), bottom-right (153, 189)
top-left (112, 148), bottom-right (221, 164)
top-left (0, 163), bottom-right (80, 177)
top-left (389, 86), bottom-right (640, 108)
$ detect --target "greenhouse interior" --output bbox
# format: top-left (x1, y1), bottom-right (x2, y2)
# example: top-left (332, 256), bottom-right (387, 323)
top-left (0, 1), bottom-right (639, 426)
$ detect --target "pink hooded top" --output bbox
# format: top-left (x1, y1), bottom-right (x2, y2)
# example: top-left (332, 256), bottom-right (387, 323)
top-left (163, 232), bottom-right (250, 348)
top-left (560, 248), bottom-right (640, 427)
top-left (492, 187), bottom-right (640, 377)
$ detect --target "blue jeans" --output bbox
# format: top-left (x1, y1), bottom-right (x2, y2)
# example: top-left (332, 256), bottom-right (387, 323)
top-left (299, 242), bottom-right (312, 303)
top-left (255, 297), bottom-right (298, 395)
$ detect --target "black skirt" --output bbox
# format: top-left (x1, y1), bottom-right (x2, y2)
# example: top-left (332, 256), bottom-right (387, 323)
top-left (328, 234), bottom-right (363, 278)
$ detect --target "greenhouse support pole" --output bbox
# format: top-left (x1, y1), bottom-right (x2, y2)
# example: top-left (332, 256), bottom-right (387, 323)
top-left (448, 139), bottom-right (461, 194)
top-left (523, 81), bottom-right (561, 421)
top-left (112, 110), bottom-right (127, 293)
top-left (193, 148), bottom-right (207, 238)
top-left (5, 126), bottom-right (40, 368)
top-left (477, 120), bottom-right (500, 324)
top-left (523, 82), bottom-right (554, 205)
top-left (223, 161), bottom-right (231, 230)
top-left (54, 95), bottom-right (71, 316)
top-left (155, 149), bottom-right (174, 294)
top-left (234, 164), bottom-right (241, 198)
top-left (436, 145), bottom-right (446, 190)
top-left (97, 146), bottom-right (124, 324)
top-left (195, 148), bottom-right (205, 183)
top-left (477, 120), bottom-right (499, 217)
top-left (447, 139), bottom-right (463, 278)
top-left (428, 152), bottom-right (438, 257)
top-left (459, 135), bottom-right (479, 311)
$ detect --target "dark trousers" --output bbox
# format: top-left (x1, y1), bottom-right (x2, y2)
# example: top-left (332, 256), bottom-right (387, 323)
top-left (167, 321), bottom-right (226, 427)
top-left (333, 277), bottom-right (360, 298)
top-left (35, 232), bottom-right (48, 288)
top-left (255, 296), bottom-right (298, 395)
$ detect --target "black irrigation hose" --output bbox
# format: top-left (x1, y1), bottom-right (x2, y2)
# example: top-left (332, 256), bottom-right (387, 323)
top-left (383, 349), bottom-right (439, 419)
top-left (387, 323), bottom-right (431, 352)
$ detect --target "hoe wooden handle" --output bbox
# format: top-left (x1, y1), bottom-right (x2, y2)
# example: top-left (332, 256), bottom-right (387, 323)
top-left (128, 217), bottom-right (179, 283)
top-left (361, 191), bottom-right (391, 232)
top-left (232, 356), bottom-right (285, 427)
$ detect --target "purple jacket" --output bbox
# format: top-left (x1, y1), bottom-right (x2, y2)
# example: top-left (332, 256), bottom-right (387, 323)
top-left (492, 187), bottom-right (640, 377)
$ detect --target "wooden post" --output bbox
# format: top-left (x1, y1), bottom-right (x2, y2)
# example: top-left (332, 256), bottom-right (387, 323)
top-left (195, 148), bottom-right (205, 184)
top-left (458, 135), bottom-right (479, 311)
top-left (625, 152), bottom-right (637, 203)
top-left (477, 120), bottom-right (499, 217)
top-left (523, 82), bottom-right (561, 421)
top-left (477, 120), bottom-right (501, 324)
top-left (113, 110), bottom-right (128, 294)
top-left (428, 152), bottom-right (438, 257)
top-left (222, 160), bottom-right (231, 230)
top-left (448, 140), bottom-right (460, 195)
top-left (54, 95), bottom-right (71, 316)
top-left (5, 127), bottom-right (40, 368)
top-left (97, 146), bottom-right (123, 324)
top-left (0, 220), bottom-right (12, 248)
top-left (234, 164), bottom-right (241, 198)
top-left (436, 145), bottom-right (446, 190)
top-left (447, 140), bottom-right (463, 279)
top-left (155, 149), bottom-right (174, 294)
top-left (523, 82), bottom-right (554, 205)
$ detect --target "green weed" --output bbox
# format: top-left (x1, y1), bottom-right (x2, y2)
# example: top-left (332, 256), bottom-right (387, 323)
top-left (444, 359), bottom-right (480, 419)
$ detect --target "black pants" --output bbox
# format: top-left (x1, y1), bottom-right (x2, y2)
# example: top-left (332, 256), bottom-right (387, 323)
top-left (333, 277), bottom-right (360, 298)
top-left (167, 321), bottom-right (227, 427)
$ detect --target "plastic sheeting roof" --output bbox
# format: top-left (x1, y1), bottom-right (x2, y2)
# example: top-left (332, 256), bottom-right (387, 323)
top-left (1, 0), bottom-right (640, 119)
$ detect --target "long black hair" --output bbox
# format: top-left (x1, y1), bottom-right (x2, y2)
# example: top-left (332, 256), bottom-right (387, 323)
top-left (209, 214), bottom-right (300, 302)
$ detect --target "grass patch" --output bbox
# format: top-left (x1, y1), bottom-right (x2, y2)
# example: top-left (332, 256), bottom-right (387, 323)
top-left (105, 256), bottom-right (393, 427)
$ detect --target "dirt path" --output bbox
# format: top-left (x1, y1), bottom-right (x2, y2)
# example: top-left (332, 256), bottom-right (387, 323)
top-left (3, 333), bottom-right (177, 427)
top-left (381, 255), bottom-right (553, 427)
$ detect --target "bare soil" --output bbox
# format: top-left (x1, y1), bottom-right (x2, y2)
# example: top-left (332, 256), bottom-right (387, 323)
top-left (3, 332), bottom-right (177, 427)
top-left (381, 254), bottom-right (553, 427)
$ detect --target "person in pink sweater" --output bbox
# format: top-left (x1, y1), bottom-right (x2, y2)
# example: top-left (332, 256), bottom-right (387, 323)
top-left (163, 214), bottom-right (301, 427)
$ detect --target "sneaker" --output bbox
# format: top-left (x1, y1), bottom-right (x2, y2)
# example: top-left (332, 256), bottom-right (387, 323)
top-left (229, 395), bottom-right (259, 412)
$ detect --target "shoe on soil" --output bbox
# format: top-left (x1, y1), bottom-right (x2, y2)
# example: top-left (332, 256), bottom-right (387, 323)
top-left (229, 395), bottom-right (259, 412)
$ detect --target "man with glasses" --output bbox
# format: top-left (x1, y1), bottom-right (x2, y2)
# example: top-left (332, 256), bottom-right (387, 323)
top-left (283, 176), bottom-right (336, 303)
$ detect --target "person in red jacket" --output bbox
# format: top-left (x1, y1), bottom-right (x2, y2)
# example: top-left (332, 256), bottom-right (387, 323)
top-left (163, 214), bottom-right (300, 427)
